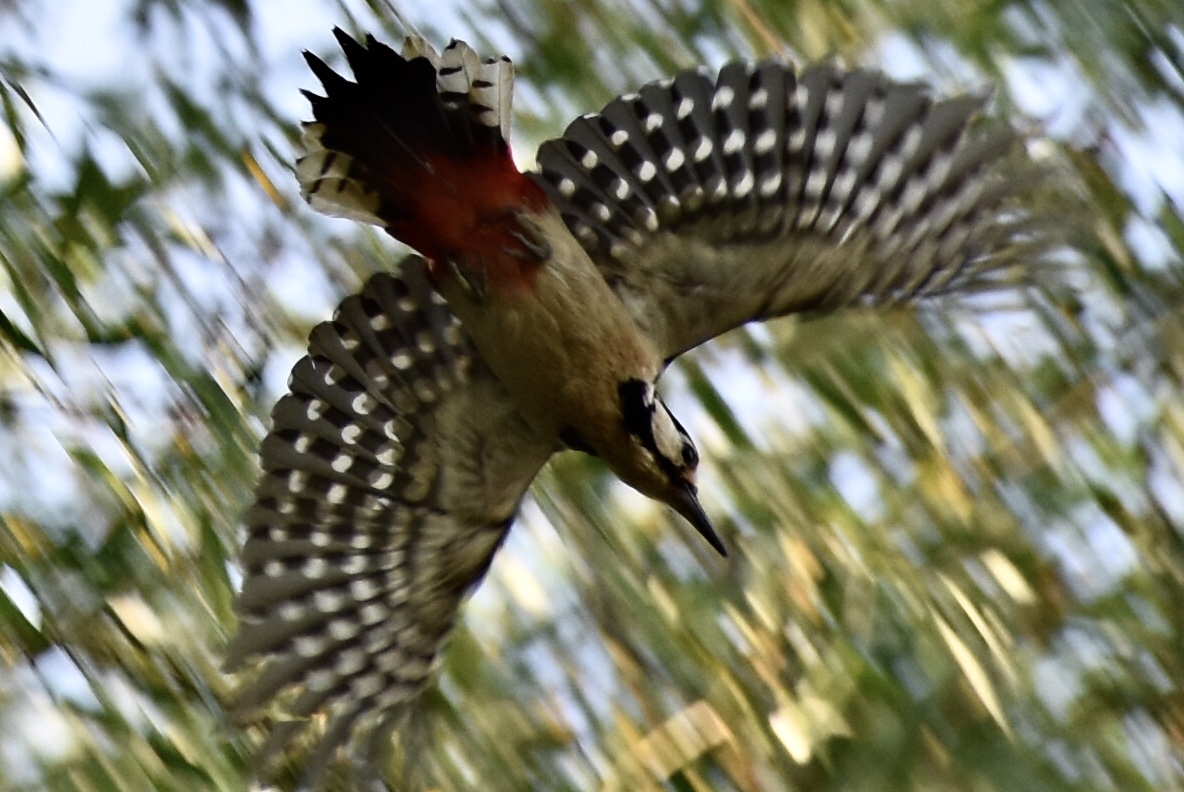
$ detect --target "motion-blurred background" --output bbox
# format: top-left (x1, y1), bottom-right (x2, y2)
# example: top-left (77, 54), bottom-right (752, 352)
top-left (0, 0), bottom-right (1182, 789)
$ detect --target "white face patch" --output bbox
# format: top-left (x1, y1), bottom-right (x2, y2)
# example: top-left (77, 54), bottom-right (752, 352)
top-left (650, 401), bottom-right (688, 469)
top-left (619, 379), bottom-right (699, 482)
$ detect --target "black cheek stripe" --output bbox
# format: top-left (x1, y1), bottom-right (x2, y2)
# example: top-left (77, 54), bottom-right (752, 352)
top-left (617, 378), bottom-right (681, 480)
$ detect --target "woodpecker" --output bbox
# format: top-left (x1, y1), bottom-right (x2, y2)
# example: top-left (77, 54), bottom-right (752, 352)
top-left (228, 28), bottom-right (1046, 788)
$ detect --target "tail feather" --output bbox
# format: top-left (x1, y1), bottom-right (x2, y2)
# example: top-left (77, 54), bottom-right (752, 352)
top-left (435, 38), bottom-right (515, 143)
top-left (297, 30), bottom-right (537, 264)
top-left (297, 122), bottom-right (384, 226)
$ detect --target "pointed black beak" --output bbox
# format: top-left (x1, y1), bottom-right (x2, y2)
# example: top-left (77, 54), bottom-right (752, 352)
top-left (670, 483), bottom-right (727, 556)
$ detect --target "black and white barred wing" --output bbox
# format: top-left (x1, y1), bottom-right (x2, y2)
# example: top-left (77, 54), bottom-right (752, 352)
top-left (227, 257), bottom-right (553, 786)
top-left (533, 61), bottom-right (1047, 361)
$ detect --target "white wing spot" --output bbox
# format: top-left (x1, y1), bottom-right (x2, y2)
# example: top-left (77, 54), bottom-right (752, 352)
top-left (864, 97), bottom-right (886, 127)
top-left (878, 155), bottom-right (904, 189)
top-left (901, 179), bottom-right (928, 214)
top-left (334, 647), bottom-right (367, 676)
top-left (359, 602), bottom-right (389, 625)
top-left (331, 454), bottom-right (353, 473)
top-left (391, 350), bottom-right (413, 370)
top-left (376, 443), bottom-right (402, 465)
top-left (580, 149), bottom-right (598, 169)
top-left (306, 669), bottom-right (338, 692)
top-left (350, 578), bottom-right (380, 600)
top-left (830, 169), bottom-right (857, 203)
top-left (375, 649), bottom-right (406, 673)
top-left (382, 419), bottom-right (401, 441)
top-left (664, 148), bottom-right (686, 172)
top-left (610, 129), bottom-right (629, 147)
top-left (328, 617), bottom-right (361, 641)
top-left (638, 161), bottom-right (657, 182)
top-left (852, 188), bottom-right (881, 219)
top-left (847, 131), bottom-right (874, 167)
top-left (278, 601), bottom-right (305, 621)
top-left (712, 85), bottom-right (735, 110)
top-left (825, 89), bottom-right (844, 119)
top-left (814, 129), bottom-right (837, 161)
top-left (723, 129), bottom-right (745, 155)
top-left (314, 590), bottom-right (346, 613)
top-left (676, 96), bottom-right (694, 119)
top-left (326, 482), bottom-right (347, 504)
top-left (734, 170), bottom-right (755, 198)
top-left (645, 112), bottom-right (664, 132)
top-left (754, 128), bottom-right (777, 155)
top-left (692, 137), bottom-right (713, 162)
top-left (805, 168), bottom-right (828, 200)
top-left (750, 87), bottom-right (768, 109)
top-left (559, 177), bottom-right (576, 197)
top-left (341, 425), bottom-right (362, 444)
top-left (898, 126), bottom-right (923, 161)
top-left (352, 393), bottom-right (375, 415)
top-left (294, 634), bottom-right (327, 658)
top-left (302, 557), bottom-right (329, 579)
top-left (362, 623), bottom-right (397, 655)
top-left (708, 176), bottom-right (728, 202)
top-left (350, 672), bottom-right (386, 698)
top-left (349, 534), bottom-right (375, 552)
top-left (759, 172), bottom-right (783, 197)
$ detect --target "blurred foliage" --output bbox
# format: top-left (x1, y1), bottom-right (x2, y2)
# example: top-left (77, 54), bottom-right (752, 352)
top-left (0, 0), bottom-right (1182, 790)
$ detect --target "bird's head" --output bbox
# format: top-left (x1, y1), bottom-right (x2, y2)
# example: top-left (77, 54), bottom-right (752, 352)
top-left (602, 379), bottom-right (726, 556)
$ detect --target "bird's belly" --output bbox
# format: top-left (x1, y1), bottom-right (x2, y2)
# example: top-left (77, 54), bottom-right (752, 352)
top-left (438, 217), bottom-right (660, 442)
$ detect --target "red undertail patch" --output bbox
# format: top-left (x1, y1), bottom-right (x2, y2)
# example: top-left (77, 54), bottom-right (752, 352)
top-left (302, 29), bottom-right (550, 292)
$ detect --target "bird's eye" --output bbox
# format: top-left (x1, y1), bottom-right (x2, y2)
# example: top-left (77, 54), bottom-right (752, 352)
top-left (681, 443), bottom-right (699, 467)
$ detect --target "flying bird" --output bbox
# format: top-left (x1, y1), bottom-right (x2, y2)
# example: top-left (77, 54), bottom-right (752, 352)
top-left (227, 27), bottom-right (1049, 788)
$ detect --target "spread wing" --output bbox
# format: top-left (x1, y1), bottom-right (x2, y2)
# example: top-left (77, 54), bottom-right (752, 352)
top-left (532, 61), bottom-right (1049, 361)
top-left (226, 257), bottom-right (554, 788)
